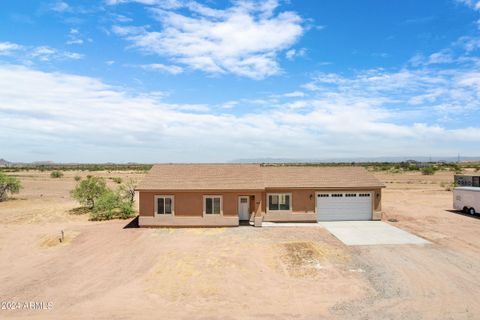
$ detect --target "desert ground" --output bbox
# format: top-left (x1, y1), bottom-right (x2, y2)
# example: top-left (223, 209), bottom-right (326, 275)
top-left (0, 169), bottom-right (479, 319)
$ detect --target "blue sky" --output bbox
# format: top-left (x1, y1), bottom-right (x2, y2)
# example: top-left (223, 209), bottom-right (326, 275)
top-left (0, 0), bottom-right (480, 162)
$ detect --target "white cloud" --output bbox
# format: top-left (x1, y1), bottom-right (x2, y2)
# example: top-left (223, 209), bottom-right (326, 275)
top-left (455, 36), bottom-right (480, 52)
top-left (282, 91), bottom-right (305, 97)
top-left (105, 0), bottom-right (182, 7)
top-left (457, 0), bottom-right (480, 10)
top-left (285, 48), bottom-right (306, 60)
top-left (0, 41), bottom-right (84, 63)
top-left (50, 1), bottom-right (70, 12)
top-left (112, 0), bottom-right (304, 79)
top-left (1, 64), bottom-right (479, 162)
top-left (29, 46), bottom-right (84, 61)
top-left (141, 63), bottom-right (183, 74)
top-left (66, 28), bottom-right (89, 45)
top-left (0, 42), bottom-right (22, 55)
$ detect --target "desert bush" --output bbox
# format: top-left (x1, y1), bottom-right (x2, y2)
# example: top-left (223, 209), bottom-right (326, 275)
top-left (421, 166), bottom-right (436, 175)
top-left (0, 172), bottom-right (21, 201)
top-left (89, 190), bottom-right (135, 221)
top-left (50, 170), bottom-right (64, 178)
top-left (71, 176), bottom-right (108, 209)
top-left (74, 175), bottom-right (81, 181)
top-left (111, 177), bottom-right (122, 184)
top-left (118, 178), bottom-right (136, 204)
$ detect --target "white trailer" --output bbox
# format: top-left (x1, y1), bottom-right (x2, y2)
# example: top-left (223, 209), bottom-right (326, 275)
top-left (453, 187), bottom-right (480, 215)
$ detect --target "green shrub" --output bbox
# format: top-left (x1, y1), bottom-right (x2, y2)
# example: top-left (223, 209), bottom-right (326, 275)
top-left (71, 176), bottom-right (108, 209)
top-left (89, 190), bottom-right (135, 221)
top-left (0, 172), bottom-right (21, 201)
top-left (111, 177), bottom-right (122, 184)
top-left (118, 202), bottom-right (135, 219)
top-left (50, 170), bottom-right (64, 178)
top-left (421, 166), bottom-right (436, 175)
top-left (90, 191), bottom-right (119, 220)
top-left (118, 178), bottom-right (136, 204)
top-left (74, 176), bottom-right (81, 181)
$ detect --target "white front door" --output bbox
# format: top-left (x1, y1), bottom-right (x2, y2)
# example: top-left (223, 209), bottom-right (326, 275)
top-left (238, 196), bottom-right (250, 220)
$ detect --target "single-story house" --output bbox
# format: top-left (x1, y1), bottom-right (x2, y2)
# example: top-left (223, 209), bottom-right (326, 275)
top-left (136, 164), bottom-right (384, 227)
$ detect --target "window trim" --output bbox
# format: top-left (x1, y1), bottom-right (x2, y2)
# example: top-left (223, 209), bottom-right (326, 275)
top-left (154, 195), bottom-right (174, 216)
top-left (266, 193), bottom-right (292, 213)
top-left (203, 195), bottom-right (223, 216)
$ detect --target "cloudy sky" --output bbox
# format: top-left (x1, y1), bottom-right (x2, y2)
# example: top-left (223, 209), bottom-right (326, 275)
top-left (1, 0), bottom-right (480, 162)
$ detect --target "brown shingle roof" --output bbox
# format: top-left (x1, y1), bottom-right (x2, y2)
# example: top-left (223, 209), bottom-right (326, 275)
top-left (261, 166), bottom-right (383, 189)
top-left (136, 164), bottom-right (264, 190)
top-left (136, 164), bottom-right (384, 191)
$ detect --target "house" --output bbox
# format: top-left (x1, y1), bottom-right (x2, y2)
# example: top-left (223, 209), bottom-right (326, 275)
top-left (136, 164), bottom-right (385, 227)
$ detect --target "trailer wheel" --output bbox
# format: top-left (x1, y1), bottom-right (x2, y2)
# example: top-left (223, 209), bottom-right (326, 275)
top-left (468, 207), bottom-right (476, 216)
top-left (463, 206), bottom-right (469, 214)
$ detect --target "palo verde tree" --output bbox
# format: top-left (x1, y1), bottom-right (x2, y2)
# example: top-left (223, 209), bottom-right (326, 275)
top-left (0, 172), bottom-right (21, 201)
top-left (118, 178), bottom-right (136, 205)
top-left (70, 176), bottom-right (108, 209)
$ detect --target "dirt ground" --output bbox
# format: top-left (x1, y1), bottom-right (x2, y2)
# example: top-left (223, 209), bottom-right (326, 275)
top-left (0, 169), bottom-right (479, 319)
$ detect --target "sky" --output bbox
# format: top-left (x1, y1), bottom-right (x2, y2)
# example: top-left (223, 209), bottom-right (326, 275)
top-left (0, 0), bottom-right (480, 163)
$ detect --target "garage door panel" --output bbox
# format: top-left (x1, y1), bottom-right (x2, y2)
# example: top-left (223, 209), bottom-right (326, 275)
top-left (316, 192), bottom-right (372, 221)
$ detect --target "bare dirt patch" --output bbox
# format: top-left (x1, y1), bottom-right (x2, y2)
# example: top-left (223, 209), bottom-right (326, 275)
top-left (39, 230), bottom-right (80, 248)
top-left (280, 241), bottom-right (350, 277)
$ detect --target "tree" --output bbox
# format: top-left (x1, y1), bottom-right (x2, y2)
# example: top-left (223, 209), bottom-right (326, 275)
top-left (421, 166), bottom-right (436, 175)
top-left (71, 176), bottom-right (108, 208)
top-left (90, 190), bottom-right (135, 221)
top-left (118, 178), bottom-right (136, 204)
top-left (0, 172), bottom-right (21, 201)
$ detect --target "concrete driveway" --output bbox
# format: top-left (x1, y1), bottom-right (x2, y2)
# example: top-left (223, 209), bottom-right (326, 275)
top-left (318, 221), bottom-right (430, 246)
top-left (262, 221), bottom-right (430, 246)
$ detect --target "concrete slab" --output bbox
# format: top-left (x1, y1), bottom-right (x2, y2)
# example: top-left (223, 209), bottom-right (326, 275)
top-left (262, 222), bottom-right (321, 227)
top-left (318, 221), bottom-right (430, 246)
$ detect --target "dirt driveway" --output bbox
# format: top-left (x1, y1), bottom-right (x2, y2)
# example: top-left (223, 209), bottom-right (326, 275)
top-left (0, 170), bottom-right (479, 319)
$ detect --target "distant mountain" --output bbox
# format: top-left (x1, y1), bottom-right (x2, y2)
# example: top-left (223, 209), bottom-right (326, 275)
top-left (231, 156), bottom-right (480, 164)
top-left (0, 158), bottom-right (11, 166)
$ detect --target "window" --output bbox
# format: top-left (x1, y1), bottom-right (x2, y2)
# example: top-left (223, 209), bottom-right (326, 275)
top-left (345, 193), bottom-right (357, 197)
top-left (204, 196), bottom-right (222, 215)
top-left (359, 193), bottom-right (371, 197)
top-left (318, 194), bottom-right (329, 198)
top-left (268, 193), bottom-right (291, 211)
top-left (332, 193), bottom-right (343, 197)
top-left (155, 196), bottom-right (174, 215)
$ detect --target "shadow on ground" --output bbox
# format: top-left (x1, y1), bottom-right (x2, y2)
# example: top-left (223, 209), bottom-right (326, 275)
top-left (445, 210), bottom-right (480, 220)
top-left (123, 216), bottom-right (139, 229)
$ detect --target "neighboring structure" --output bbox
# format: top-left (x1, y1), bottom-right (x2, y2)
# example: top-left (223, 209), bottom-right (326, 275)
top-left (455, 174), bottom-right (480, 187)
top-left (136, 164), bottom-right (385, 227)
top-left (453, 187), bottom-right (480, 215)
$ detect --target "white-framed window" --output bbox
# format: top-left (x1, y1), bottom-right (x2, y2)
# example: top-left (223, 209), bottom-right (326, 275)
top-left (345, 193), bottom-right (357, 197)
top-left (359, 193), bottom-right (371, 197)
top-left (203, 195), bottom-right (222, 215)
top-left (267, 193), bottom-right (292, 212)
top-left (154, 195), bottom-right (174, 215)
top-left (318, 194), bottom-right (329, 198)
top-left (332, 193), bottom-right (343, 197)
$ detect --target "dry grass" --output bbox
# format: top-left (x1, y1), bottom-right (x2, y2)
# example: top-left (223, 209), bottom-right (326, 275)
top-left (39, 230), bottom-right (80, 248)
top-left (279, 241), bottom-right (350, 277)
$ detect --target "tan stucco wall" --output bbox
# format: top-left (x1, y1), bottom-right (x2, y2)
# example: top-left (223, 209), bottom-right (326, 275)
top-left (138, 190), bottom-right (263, 226)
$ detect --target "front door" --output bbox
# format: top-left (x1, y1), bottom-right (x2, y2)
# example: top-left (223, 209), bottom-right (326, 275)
top-left (238, 196), bottom-right (250, 221)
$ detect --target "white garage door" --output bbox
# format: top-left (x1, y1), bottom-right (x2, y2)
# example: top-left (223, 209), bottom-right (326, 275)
top-left (316, 192), bottom-right (372, 221)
